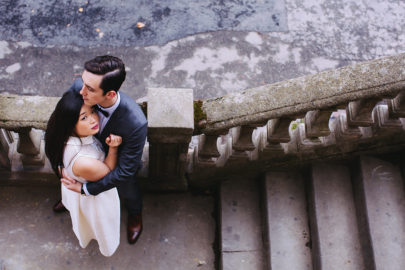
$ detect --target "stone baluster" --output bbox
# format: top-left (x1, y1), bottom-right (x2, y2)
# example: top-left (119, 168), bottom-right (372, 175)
top-left (387, 91), bottom-right (405, 118)
top-left (372, 104), bottom-right (403, 136)
top-left (297, 122), bottom-right (322, 153)
top-left (346, 98), bottom-right (381, 127)
top-left (227, 124), bottom-right (263, 165)
top-left (16, 127), bottom-right (45, 168)
top-left (261, 117), bottom-right (295, 157)
top-left (195, 131), bottom-right (227, 167)
top-left (305, 109), bottom-right (334, 138)
top-left (216, 132), bottom-right (233, 167)
top-left (147, 87), bottom-right (194, 191)
top-left (331, 111), bottom-right (364, 153)
top-left (0, 129), bottom-right (13, 169)
top-left (333, 112), bottom-right (362, 141)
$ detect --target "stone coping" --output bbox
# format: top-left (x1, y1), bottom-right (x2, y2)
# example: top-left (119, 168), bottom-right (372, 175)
top-left (202, 53), bottom-right (405, 133)
top-left (1, 53), bottom-right (405, 132)
top-left (0, 94), bottom-right (60, 130)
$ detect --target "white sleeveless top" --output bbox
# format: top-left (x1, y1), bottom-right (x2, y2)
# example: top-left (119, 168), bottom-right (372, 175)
top-left (61, 135), bottom-right (120, 257)
top-left (63, 135), bottom-right (105, 183)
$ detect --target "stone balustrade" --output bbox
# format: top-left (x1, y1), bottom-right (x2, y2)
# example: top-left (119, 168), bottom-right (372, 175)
top-left (1, 53), bottom-right (405, 188)
top-left (191, 53), bottom-right (405, 181)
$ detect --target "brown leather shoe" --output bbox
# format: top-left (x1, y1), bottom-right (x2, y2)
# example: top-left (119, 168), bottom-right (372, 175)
top-left (127, 214), bottom-right (142, 244)
top-left (53, 200), bottom-right (67, 213)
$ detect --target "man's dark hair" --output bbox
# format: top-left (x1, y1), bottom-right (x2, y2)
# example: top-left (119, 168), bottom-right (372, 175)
top-left (84, 55), bottom-right (126, 95)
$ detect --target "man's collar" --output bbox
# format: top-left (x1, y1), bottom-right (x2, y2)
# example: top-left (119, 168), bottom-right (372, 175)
top-left (98, 92), bottom-right (121, 116)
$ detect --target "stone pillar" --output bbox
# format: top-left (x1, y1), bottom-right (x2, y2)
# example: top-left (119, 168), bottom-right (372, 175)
top-left (227, 124), bottom-right (263, 165)
top-left (147, 88), bottom-right (194, 191)
top-left (16, 127), bottom-right (45, 168)
top-left (305, 109), bottom-right (334, 138)
top-left (387, 91), bottom-right (405, 118)
top-left (261, 117), bottom-right (293, 158)
top-left (346, 98), bottom-right (380, 127)
top-left (0, 129), bottom-right (13, 169)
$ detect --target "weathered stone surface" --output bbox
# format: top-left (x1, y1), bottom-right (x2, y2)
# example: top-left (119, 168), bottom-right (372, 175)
top-left (356, 156), bottom-right (405, 270)
top-left (0, 186), bottom-right (215, 270)
top-left (0, 94), bottom-right (60, 130)
top-left (202, 54), bottom-right (405, 132)
top-left (147, 87), bottom-right (193, 190)
top-left (147, 87), bottom-right (194, 143)
top-left (310, 162), bottom-right (364, 270)
top-left (264, 171), bottom-right (312, 270)
top-left (220, 177), bottom-right (265, 268)
top-left (221, 251), bottom-right (265, 270)
top-left (0, 129), bottom-right (11, 169)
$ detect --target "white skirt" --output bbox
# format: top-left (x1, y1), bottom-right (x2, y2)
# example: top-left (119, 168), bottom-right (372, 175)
top-left (61, 184), bottom-right (120, 256)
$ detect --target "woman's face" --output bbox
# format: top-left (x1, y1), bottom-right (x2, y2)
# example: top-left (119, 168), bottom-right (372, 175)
top-left (74, 104), bottom-right (100, 137)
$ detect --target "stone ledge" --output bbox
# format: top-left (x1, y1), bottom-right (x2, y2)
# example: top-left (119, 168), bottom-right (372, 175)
top-left (202, 53), bottom-right (405, 132)
top-left (0, 95), bottom-right (60, 130)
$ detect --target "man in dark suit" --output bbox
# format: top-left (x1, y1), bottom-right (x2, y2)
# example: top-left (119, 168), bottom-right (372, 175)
top-left (57, 55), bottom-right (147, 245)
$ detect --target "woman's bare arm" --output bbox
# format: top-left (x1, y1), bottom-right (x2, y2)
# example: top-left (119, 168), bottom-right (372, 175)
top-left (72, 134), bottom-right (122, 181)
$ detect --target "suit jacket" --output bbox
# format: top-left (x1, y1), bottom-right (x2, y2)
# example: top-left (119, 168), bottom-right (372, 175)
top-left (68, 78), bottom-right (147, 196)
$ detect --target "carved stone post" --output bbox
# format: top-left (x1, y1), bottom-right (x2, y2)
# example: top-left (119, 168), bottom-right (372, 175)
top-left (16, 127), bottom-right (45, 168)
top-left (261, 117), bottom-right (295, 157)
top-left (346, 98), bottom-right (381, 127)
top-left (387, 91), bottom-right (405, 118)
top-left (372, 105), bottom-right (403, 136)
top-left (195, 128), bottom-right (230, 168)
top-left (0, 129), bottom-right (13, 169)
top-left (147, 88), bottom-right (194, 191)
top-left (305, 109), bottom-right (334, 138)
top-left (227, 124), bottom-right (262, 165)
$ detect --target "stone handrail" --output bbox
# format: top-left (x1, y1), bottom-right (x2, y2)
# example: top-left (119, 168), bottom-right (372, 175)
top-left (200, 53), bottom-right (405, 133)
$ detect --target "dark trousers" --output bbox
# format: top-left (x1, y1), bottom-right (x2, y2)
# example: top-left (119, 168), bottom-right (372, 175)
top-left (117, 179), bottom-right (142, 216)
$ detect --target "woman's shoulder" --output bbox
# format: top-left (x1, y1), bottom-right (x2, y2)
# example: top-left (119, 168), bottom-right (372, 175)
top-left (66, 136), bottom-right (94, 146)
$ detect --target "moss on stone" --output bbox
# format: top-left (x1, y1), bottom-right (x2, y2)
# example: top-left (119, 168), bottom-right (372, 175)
top-left (194, 100), bottom-right (207, 134)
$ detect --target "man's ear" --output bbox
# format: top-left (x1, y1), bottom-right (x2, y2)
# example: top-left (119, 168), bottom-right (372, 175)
top-left (106, 90), bottom-right (117, 99)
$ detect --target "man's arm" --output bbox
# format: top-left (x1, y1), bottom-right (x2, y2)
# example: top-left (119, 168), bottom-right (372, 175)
top-left (68, 77), bottom-right (83, 93)
top-left (85, 122), bottom-right (147, 195)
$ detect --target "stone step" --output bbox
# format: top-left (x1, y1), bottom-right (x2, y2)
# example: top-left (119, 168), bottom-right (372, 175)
top-left (310, 162), bottom-right (364, 270)
top-left (354, 155), bottom-right (405, 270)
top-left (220, 177), bottom-right (265, 270)
top-left (264, 171), bottom-right (312, 270)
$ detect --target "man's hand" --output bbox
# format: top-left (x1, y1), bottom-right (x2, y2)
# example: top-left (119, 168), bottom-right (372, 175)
top-left (61, 172), bottom-right (82, 194)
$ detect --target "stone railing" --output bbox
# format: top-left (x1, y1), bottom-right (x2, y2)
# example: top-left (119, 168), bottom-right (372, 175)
top-left (1, 53), bottom-right (405, 189)
top-left (191, 52), bottom-right (405, 186)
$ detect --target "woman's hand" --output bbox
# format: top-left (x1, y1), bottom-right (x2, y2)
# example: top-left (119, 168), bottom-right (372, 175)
top-left (105, 134), bottom-right (122, 148)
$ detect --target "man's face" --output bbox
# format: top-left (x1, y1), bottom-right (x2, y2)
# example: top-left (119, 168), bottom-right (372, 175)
top-left (80, 70), bottom-right (107, 106)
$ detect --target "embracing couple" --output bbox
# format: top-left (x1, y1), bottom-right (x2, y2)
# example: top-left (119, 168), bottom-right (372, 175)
top-left (44, 55), bottom-right (147, 256)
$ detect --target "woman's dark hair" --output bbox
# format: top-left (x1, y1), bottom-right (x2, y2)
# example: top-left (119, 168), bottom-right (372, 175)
top-left (84, 55), bottom-right (126, 95)
top-left (45, 91), bottom-right (83, 178)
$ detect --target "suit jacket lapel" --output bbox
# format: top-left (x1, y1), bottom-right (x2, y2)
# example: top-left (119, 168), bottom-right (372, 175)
top-left (98, 105), bottom-right (122, 150)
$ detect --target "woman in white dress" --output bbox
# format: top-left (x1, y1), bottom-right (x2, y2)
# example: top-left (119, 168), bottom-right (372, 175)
top-left (45, 90), bottom-right (122, 256)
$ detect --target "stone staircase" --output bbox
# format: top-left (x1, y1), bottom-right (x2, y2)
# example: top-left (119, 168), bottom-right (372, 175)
top-left (219, 153), bottom-right (405, 270)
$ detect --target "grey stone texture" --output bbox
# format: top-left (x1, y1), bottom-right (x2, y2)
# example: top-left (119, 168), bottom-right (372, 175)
top-left (221, 251), bottom-right (265, 270)
top-left (220, 177), bottom-right (265, 269)
top-left (310, 162), bottom-right (364, 270)
top-left (264, 171), bottom-right (312, 270)
top-left (0, 94), bottom-right (59, 130)
top-left (147, 87), bottom-right (194, 143)
top-left (1, 0), bottom-right (404, 102)
top-left (0, 0), bottom-right (287, 46)
top-left (0, 186), bottom-right (215, 270)
top-left (356, 156), bottom-right (405, 270)
top-left (202, 53), bottom-right (405, 132)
